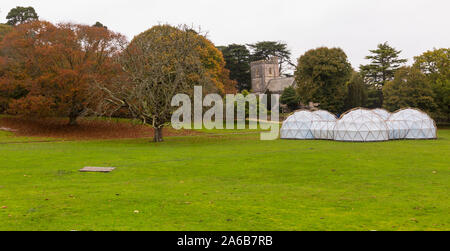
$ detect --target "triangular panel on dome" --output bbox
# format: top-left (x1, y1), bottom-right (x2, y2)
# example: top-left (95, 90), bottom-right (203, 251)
top-left (312, 121), bottom-right (336, 140)
top-left (313, 110), bottom-right (337, 121)
top-left (387, 108), bottom-right (437, 140)
top-left (280, 110), bottom-right (322, 140)
top-left (372, 108), bottom-right (391, 120)
top-left (334, 108), bottom-right (389, 142)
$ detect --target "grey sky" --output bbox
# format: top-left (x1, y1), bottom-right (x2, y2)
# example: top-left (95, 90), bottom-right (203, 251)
top-left (1, 0), bottom-right (449, 68)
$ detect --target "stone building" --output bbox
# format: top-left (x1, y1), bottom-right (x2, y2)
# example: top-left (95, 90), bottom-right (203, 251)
top-left (250, 57), bottom-right (295, 94)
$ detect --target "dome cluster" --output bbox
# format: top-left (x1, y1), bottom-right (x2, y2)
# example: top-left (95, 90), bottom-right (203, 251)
top-left (281, 108), bottom-right (437, 142)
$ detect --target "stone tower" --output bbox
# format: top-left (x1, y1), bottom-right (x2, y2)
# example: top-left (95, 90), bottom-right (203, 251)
top-left (250, 57), bottom-right (280, 94)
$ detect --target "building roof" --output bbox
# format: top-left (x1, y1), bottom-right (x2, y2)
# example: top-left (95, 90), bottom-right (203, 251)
top-left (266, 77), bottom-right (295, 93)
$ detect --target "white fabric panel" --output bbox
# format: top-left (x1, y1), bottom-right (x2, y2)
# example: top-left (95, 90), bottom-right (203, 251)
top-left (311, 121), bottom-right (336, 140)
top-left (281, 111), bottom-right (322, 139)
top-left (334, 109), bottom-right (389, 142)
top-left (372, 109), bottom-right (391, 120)
top-left (387, 108), bottom-right (437, 139)
top-left (313, 110), bottom-right (337, 121)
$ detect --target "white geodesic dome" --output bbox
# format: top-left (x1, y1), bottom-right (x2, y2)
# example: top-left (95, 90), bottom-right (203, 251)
top-left (311, 110), bottom-right (337, 140)
top-left (334, 108), bottom-right (389, 142)
top-left (387, 108), bottom-right (437, 139)
top-left (311, 121), bottom-right (336, 140)
top-left (313, 110), bottom-right (337, 121)
top-left (372, 108), bottom-right (391, 120)
top-left (281, 111), bottom-right (322, 139)
top-left (386, 120), bottom-right (409, 140)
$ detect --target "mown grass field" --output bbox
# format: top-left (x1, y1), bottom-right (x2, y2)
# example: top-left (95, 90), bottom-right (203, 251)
top-left (0, 129), bottom-right (448, 231)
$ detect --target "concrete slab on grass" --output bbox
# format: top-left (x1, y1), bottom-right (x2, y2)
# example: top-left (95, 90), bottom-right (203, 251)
top-left (79, 167), bottom-right (116, 173)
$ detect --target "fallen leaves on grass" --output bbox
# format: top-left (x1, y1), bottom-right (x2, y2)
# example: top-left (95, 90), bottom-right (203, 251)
top-left (0, 117), bottom-right (202, 140)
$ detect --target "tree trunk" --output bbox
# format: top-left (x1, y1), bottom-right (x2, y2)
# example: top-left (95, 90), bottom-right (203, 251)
top-left (153, 127), bottom-right (164, 142)
top-left (68, 115), bottom-right (78, 126)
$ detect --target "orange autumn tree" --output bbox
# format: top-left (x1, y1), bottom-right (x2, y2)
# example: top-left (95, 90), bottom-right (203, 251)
top-left (0, 21), bottom-right (127, 124)
top-left (196, 34), bottom-right (237, 94)
top-left (98, 25), bottom-right (235, 142)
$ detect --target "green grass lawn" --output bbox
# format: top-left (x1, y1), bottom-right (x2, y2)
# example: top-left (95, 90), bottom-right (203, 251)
top-left (0, 129), bottom-right (448, 231)
top-left (0, 131), bottom-right (57, 143)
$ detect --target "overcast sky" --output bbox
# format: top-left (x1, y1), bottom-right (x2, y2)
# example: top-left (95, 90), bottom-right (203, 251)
top-left (1, 0), bottom-right (449, 68)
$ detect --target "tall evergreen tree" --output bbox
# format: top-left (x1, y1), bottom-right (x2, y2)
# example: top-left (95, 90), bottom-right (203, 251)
top-left (6, 6), bottom-right (38, 26)
top-left (360, 42), bottom-right (407, 107)
top-left (247, 41), bottom-right (294, 74)
top-left (218, 44), bottom-right (251, 92)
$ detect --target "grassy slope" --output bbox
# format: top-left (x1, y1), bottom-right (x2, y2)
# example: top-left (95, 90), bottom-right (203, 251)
top-left (0, 131), bottom-right (57, 143)
top-left (0, 131), bottom-right (448, 231)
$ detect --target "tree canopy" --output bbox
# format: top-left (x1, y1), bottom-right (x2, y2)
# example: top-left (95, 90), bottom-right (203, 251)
top-left (0, 21), bottom-right (127, 124)
top-left (345, 71), bottom-right (368, 110)
top-left (100, 25), bottom-right (234, 142)
top-left (196, 34), bottom-right (237, 95)
top-left (218, 44), bottom-right (251, 92)
top-left (383, 67), bottom-right (436, 114)
top-left (0, 24), bottom-right (12, 41)
top-left (413, 48), bottom-right (450, 122)
top-left (6, 6), bottom-right (39, 26)
top-left (295, 47), bottom-right (352, 114)
top-left (280, 86), bottom-right (299, 111)
top-left (93, 21), bottom-right (108, 29)
top-left (360, 42), bottom-right (407, 107)
top-left (248, 41), bottom-right (293, 74)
